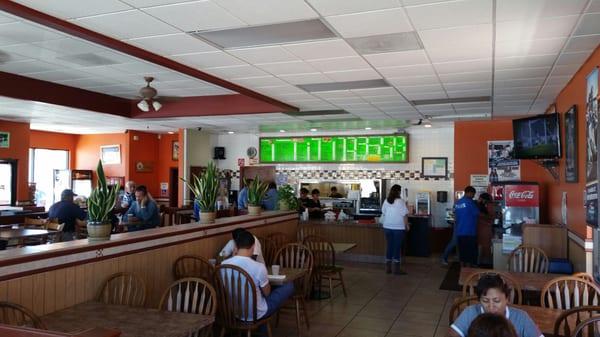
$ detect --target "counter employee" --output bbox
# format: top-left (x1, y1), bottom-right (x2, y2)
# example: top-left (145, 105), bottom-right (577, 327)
top-left (329, 186), bottom-right (343, 198)
top-left (306, 189), bottom-right (324, 219)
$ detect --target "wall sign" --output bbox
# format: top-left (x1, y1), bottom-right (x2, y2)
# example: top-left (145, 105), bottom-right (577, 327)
top-left (100, 145), bottom-right (121, 165)
top-left (237, 158), bottom-right (245, 167)
top-left (0, 131), bottom-right (9, 148)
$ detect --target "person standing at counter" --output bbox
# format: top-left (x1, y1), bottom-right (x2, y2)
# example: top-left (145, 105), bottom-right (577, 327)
top-left (122, 185), bottom-right (160, 231)
top-left (298, 188), bottom-right (310, 214)
top-left (380, 184), bottom-right (409, 275)
top-left (238, 179), bottom-right (252, 211)
top-left (329, 186), bottom-right (343, 198)
top-left (306, 189), bottom-right (324, 219)
top-left (477, 193), bottom-right (494, 265)
top-left (455, 186), bottom-right (480, 267)
top-left (262, 182), bottom-right (278, 211)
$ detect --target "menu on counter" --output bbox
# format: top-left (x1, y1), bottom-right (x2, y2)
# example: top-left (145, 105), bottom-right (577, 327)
top-left (259, 134), bottom-right (408, 163)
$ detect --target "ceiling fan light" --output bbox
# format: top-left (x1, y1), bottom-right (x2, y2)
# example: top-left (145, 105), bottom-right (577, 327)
top-left (137, 99), bottom-right (149, 112)
top-left (152, 100), bottom-right (162, 111)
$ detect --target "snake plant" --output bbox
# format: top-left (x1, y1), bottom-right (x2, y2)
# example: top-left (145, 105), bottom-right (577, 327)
top-left (181, 161), bottom-right (219, 212)
top-left (245, 175), bottom-right (269, 207)
top-left (88, 160), bottom-right (119, 223)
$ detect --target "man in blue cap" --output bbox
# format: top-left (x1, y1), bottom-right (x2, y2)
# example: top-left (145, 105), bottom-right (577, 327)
top-left (48, 189), bottom-right (86, 241)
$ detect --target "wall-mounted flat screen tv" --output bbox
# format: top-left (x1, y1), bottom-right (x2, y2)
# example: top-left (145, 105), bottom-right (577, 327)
top-left (512, 113), bottom-right (561, 159)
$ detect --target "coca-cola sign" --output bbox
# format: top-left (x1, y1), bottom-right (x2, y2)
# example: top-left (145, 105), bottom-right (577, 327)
top-left (505, 185), bottom-right (539, 207)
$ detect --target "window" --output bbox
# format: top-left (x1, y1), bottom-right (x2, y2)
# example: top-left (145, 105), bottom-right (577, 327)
top-left (29, 149), bottom-right (69, 209)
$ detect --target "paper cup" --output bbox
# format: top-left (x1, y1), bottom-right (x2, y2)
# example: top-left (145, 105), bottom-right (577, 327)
top-left (272, 265), bottom-right (280, 276)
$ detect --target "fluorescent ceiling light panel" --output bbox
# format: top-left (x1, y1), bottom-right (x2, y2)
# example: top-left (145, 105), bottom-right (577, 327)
top-left (190, 19), bottom-right (336, 49)
top-left (305, 117), bottom-right (361, 123)
top-left (412, 96), bottom-right (491, 106)
top-left (284, 109), bottom-right (350, 117)
top-left (298, 79), bottom-right (390, 92)
top-left (346, 32), bottom-right (423, 54)
top-left (56, 53), bottom-right (121, 67)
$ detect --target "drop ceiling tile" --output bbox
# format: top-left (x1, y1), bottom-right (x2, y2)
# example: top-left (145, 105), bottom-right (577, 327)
top-left (495, 38), bottom-right (566, 58)
top-left (307, 0), bottom-right (400, 16)
top-left (439, 71), bottom-right (491, 83)
top-left (110, 61), bottom-right (169, 74)
top-left (75, 65), bottom-right (133, 79)
top-left (352, 87), bottom-right (400, 97)
top-left (416, 103), bottom-right (453, 112)
top-left (0, 59), bottom-right (62, 74)
top-left (31, 38), bottom-right (104, 56)
top-left (57, 77), bottom-right (121, 89)
top-left (494, 78), bottom-right (545, 88)
top-left (313, 90), bottom-right (355, 99)
top-left (443, 81), bottom-right (491, 91)
top-left (496, 15), bottom-right (579, 42)
top-left (574, 12), bottom-right (600, 36)
top-left (364, 95), bottom-right (409, 104)
top-left (388, 75), bottom-right (440, 86)
top-left (154, 79), bottom-right (205, 90)
top-left (495, 94), bottom-right (538, 102)
top-left (433, 58), bottom-right (492, 74)
top-left (256, 61), bottom-right (318, 75)
top-left (283, 39), bottom-right (358, 61)
top-left (324, 68), bottom-right (382, 82)
top-left (229, 46), bottom-right (300, 64)
top-left (279, 72), bottom-right (333, 85)
top-left (556, 51), bottom-right (592, 65)
top-left (205, 65), bottom-right (267, 79)
top-left (72, 10), bottom-right (178, 40)
top-left (13, 0), bottom-right (133, 19)
top-left (257, 85), bottom-right (307, 95)
top-left (494, 86), bottom-right (541, 95)
top-left (446, 88), bottom-right (491, 98)
top-left (24, 69), bottom-right (95, 82)
top-left (564, 35), bottom-right (600, 53)
top-left (0, 22), bottom-right (64, 47)
top-left (404, 91), bottom-right (447, 100)
top-left (121, 0), bottom-right (195, 7)
top-left (325, 8), bottom-right (413, 38)
top-left (494, 67), bottom-right (551, 80)
top-left (308, 56), bottom-right (371, 72)
top-left (126, 33), bottom-right (218, 55)
top-left (0, 13), bottom-right (17, 25)
top-left (406, 0), bottom-right (492, 31)
top-left (550, 64), bottom-right (580, 77)
top-left (213, 0), bottom-right (317, 25)
top-left (171, 51), bottom-right (246, 68)
top-left (325, 97), bottom-right (367, 104)
top-left (496, 0), bottom-right (588, 22)
top-left (546, 75), bottom-right (571, 87)
top-left (419, 24), bottom-right (492, 52)
top-left (396, 83), bottom-right (445, 93)
top-left (427, 46), bottom-right (492, 63)
top-left (378, 64), bottom-right (436, 78)
top-left (495, 54), bottom-right (557, 69)
top-left (142, 2), bottom-right (245, 32)
top-left (233, 76), bottom-right (288, 87)
top-left (364, 50), bottom-right (429, 68)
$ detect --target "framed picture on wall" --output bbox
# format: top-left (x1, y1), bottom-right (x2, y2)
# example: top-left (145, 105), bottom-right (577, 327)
top-left (100, 145), bottom-right (121, 165)
top-left (0, 131), bottom-right (9, 148)
top-left (564, 105), bottom-right (578, 183)
top-left (421, 157), bottom-right (448, 178)
top-left (172, 141), bottom-right (179, 161)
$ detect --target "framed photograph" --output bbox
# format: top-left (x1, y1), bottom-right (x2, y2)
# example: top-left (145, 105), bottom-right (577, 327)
top-left (585, 67), bottom-right (598, 183)
top-left (0, 131), bottom-right (9, 148)
top-left (100, 145), bottom-right (121, 165)
top-left (421, 157), bottom-right (448, 178)
top-left (565, 105), bottom-right (578, 183)
top-left (172, 141), bottom-right (179, 161)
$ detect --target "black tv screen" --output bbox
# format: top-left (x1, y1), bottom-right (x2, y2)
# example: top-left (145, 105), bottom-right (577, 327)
top-left (513, 113), bottom-right (561, 159)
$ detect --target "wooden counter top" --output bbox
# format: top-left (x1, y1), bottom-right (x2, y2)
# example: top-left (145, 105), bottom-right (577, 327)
top-left (0, 211), bottom-right (297, 281)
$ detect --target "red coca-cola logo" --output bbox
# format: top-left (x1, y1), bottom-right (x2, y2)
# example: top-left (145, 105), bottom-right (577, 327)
top-left (505, 185), bottom-right (539, 207)
top-left (508, 190), bottom-right (535, 199)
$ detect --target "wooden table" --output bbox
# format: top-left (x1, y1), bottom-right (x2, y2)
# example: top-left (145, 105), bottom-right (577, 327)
top-left (268, 267), bottom-right (307, 286)
top-left (0, 228), bottom-right (54, 246)
top-left (43, 301), bottom-right (214, 337)
top-left (332, 242), bottom-right (357, 253)
top-left (459, 267), bottom-right (562, 291)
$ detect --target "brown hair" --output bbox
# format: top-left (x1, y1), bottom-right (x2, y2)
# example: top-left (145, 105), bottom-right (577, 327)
top-left (387, 184), bottom-right (401, 204)
top-left (467, 313), bottom-right (517, 337)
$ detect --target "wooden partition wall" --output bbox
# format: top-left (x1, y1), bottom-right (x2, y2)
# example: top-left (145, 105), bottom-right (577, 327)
top-left (0, 212), bottom-right (298, 317)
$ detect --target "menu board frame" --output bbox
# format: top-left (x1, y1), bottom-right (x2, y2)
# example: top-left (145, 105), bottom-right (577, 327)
top-left (259, 133), bottom-right (409, 163)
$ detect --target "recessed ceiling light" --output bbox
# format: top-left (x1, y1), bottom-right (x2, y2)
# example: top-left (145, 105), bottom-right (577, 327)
top-left (310, 128), bottom-right (317, 132)
top-left (227, 131), bottom-right (235, 134)
top-left (365, 127), bottom-right (372, 130)
top-left (423, 123), bottom-right (432, 128)
top-left (168, 131), bottom-right (174, 134)
top-left (279, 129), bottom-right (286, 133)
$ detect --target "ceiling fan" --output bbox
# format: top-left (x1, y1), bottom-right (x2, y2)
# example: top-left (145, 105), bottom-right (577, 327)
top-left (136, 76), bottom-right (162, 112)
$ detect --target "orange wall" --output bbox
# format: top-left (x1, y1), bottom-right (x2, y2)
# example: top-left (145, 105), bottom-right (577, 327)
top-left (157, 133), bottom-right (179, 198)
top-left (0, 121), bottom-right (30, 201)
top-left (455, 45), bottom-right (600, 239)
top-left (30, 130), bottom-right (78, 168)
top-left (127, 131), bottom-right (159, 197)
top-left (75, 133), bottom-right (129, 180)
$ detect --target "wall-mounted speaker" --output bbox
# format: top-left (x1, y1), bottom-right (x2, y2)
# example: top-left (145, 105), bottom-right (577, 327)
top-left (214, 146), bottom-right (226, 160)
top-left (437, 191), bottom-right (448, 203)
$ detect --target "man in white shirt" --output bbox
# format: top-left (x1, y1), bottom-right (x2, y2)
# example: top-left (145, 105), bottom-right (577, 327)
top-left (219, 228), bottom-right (265, 264)
top-left (222, 231), bottom-right (294, 321)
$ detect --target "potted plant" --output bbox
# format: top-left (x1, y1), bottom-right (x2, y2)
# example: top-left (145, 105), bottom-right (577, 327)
top-left (182, 161), bottom-right (219, 224)
top-left (245, 176), bottom-right (269, 216)
top-left (87, 160), bottom-right (119, 241)
top-left (277, 184), bottom-right (298, 211)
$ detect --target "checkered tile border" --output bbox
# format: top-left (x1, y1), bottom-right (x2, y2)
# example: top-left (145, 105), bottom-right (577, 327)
top-left (220, 169), bottom-right (451, 181)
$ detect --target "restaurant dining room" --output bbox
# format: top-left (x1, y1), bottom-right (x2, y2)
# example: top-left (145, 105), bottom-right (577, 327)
top-left (1, 1), bottom-right (600, 337)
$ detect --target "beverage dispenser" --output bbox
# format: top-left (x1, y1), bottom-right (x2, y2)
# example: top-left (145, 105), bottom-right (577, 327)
top-left (415, 192), bottom-right (431, 215)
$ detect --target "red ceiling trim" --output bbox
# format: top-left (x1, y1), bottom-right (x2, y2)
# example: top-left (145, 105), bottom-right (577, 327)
top-left (0, 71), bottom-right (131, 117)
top-left (0, 1), bottom-right (298, 113)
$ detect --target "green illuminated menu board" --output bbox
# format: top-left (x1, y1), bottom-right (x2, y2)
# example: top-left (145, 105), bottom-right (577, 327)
top-left (260, 134), bottom-right (408, 163)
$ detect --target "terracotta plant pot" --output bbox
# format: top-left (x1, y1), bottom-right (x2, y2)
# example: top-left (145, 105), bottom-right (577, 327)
top-left (248, 205), bottom-right (262, 216)
top-left (279, 201), bottom-right (289, 211)
top-left (199, 211), bottom-right (216, 224)
top-left (87, 221), bottom-right (112, 242)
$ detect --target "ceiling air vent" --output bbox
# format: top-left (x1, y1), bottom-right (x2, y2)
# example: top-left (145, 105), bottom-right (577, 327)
top-left (412, 96), bottom-right (491, 106)
top-left (57, 53), bottom-right (121, 67)
top-left (347, 32), bottom-right (423, 55)
top-left (298, 79), bottom-right (390, 92)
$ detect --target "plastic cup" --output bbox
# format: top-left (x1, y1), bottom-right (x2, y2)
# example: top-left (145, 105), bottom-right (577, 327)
top-left (271, 265), bottom-right (280, 276)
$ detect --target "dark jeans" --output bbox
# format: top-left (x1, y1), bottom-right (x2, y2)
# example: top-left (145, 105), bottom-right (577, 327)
top-left (458, 235), bottom-right (478, 265)
top-left (441, 229), bottom-right (457, 262)
top-left (384, 229), bottom-right (406, 263)
top-left (264, 282), bottom-right (294, 317)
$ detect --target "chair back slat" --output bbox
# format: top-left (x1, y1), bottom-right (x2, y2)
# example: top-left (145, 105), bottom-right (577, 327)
top-left (542, 276), bottom-right (600, 310)
top-left (274, 243), bottom-right (313, 296)
top-left (462, 271), bottom-right (523, 305)
top-left (257, 236), bottom-right (276, 266)
top-left (449, 296), bottom-right (479, 324)
top-left (571, 315), bottom-right (600, 337)
top-left (97, 272), bottom-right (146, 307)
top-left (173, 255), bottom-right (215, 282)
top-left (214, 264), bottom-right (259, 325)
top-left (508, 245), bottom-right (549, 273)
top-left (303, 235), bottom-right (335, 269)
top-left (297, 225), bottom-right (321, 242)
top-left (0, 302), bottom-right (46, 330)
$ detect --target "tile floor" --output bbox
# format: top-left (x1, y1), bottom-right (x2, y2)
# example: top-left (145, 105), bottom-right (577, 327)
top-left (272, 256), bottom-right (461, 337)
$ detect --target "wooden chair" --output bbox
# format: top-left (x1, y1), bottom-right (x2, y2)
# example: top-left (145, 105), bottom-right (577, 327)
top-left (23, 218), bottom-right (47, 229)
top-left (97, 272), bottom-right (147, 307)
top-left (46, 219), bottom-right (65, 243)
top-left (574, 272), bottom-right (596, 284)
top-left (158, 278), bottom-right (217, 337)
top-left (0, 301), bottom-right (47, 330)
top-left (449, 296), bottom-right (479, 324)
top-left (541, 276), bottom-right (600, 309)
top-left (508, 245), bottom-right (549, 273)
top-left (571, 315), bottom-right (600, 337)
top-left (273, 243), bottom-right (313, 335)
top-left (258, 236), bottom-right (277, 267)
top-left (214, 264), bottom-right (274, 337)
top-left (173, 255), bottom-right (215, 281)
top-left (303, 235), bottom-right (347, 298)
top-left (75, 219), bottom-right (88, 239)
top-left (554, 305), bottom-right (600, 337)
top-left (462, 271), bottom-right (523, 304)
top-left (297, 225), bottom-right (320, 242)
top-left (267, 232), bottom-right (290, 248)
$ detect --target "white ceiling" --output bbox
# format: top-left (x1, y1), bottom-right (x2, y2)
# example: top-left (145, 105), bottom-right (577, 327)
top-left (0, 0), bottom-right (598, 133)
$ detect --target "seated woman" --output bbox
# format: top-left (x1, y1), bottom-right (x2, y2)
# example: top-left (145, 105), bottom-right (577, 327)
top-left (467, 313), bottom-right (518, 337)
top-left (450, 274), bottom-right (543, 337)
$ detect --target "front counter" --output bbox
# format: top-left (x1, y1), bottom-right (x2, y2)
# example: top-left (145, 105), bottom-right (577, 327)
top-left (0, 211), bottom-right (297, 317)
